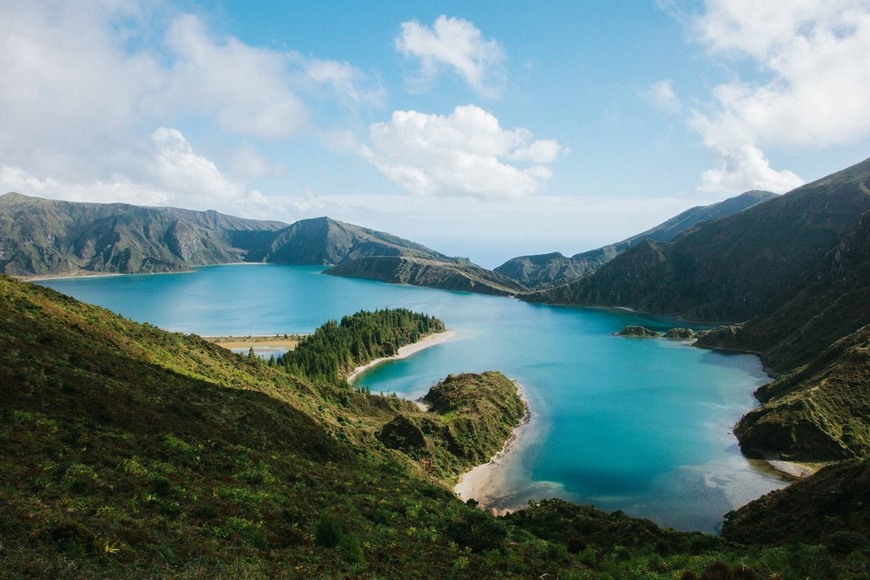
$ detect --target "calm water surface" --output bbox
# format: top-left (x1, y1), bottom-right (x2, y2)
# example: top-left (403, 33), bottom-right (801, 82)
top-left (39, 264), bottom-right (788, 533)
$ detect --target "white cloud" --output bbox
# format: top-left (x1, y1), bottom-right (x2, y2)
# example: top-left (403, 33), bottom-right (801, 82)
top-left (396, 15), bottom-right (506, 98)
top-left (648, 80), bottom-right (682, 113)
top-left (694, 142), bottom-right (804, 194)
top-left (0, 128), bottom-right (269, 215)
top-left (294, 54), bottom-right (386, 108)
top-left (363, 105), bottom-right (566, 198)
top-left (161, 14), bottom-right (307, 140)
top-left (0, 3), bottom-right (389, 217)
top-left (687, 0), bottom-right (870, 193)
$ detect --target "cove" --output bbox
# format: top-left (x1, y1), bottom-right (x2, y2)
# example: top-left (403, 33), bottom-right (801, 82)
top-left (38, 264), bottom-right (789, 533)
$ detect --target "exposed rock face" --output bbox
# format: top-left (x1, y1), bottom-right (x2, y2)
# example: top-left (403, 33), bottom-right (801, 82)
top-left (664, 328), bottom-right (695, 340)
top-left (496, 190), bottom-right (776, 289)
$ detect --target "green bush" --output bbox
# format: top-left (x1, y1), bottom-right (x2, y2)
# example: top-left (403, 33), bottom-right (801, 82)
top-left (315, 514), bottom-right (344, 548)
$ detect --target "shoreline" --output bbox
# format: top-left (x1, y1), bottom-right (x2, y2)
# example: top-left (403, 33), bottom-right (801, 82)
top-left (205, 334), bottom-right (304, 350)
top-left (346, 329), bottom-right (457, 383)
top-left (454, 380), bottom-right (531, 514)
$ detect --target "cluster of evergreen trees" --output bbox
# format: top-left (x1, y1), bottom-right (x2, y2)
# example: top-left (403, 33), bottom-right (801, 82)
top-left (278, 308), bottom-right (445, 383)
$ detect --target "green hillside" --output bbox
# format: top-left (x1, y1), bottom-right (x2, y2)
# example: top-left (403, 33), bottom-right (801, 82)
top-left (495, 190), bottom-right (775, 290)
top-left (0, 193), bottom-right (522, 298)
top-left (733, 324), bottom-right (870, 461)
top-left (0, 193), bottom-right (284, 276)
top-left (526, 158), bottom-right (870, 324)
top-left (5, 275), bottom-right (866, 577)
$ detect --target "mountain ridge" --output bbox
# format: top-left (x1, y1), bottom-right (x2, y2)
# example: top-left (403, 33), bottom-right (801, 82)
top-left (525, 157), bottom-right (870, 325)
top-left (0, 193), bottom-right (513, 294)
top-left (495, 190), bottom-right (776, 289)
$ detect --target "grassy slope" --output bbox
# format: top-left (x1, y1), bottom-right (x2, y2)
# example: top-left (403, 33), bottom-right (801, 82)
top-left (734, 324), bottom-right (870, 461)
top-left (1, 275), bottom-right (867, 578)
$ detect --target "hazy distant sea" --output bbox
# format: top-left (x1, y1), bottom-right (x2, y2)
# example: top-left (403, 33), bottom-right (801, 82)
top-left (40, 264), bottom-right (788, 533)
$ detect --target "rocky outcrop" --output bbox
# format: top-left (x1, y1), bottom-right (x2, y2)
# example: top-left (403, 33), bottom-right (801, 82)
top-left (664, 327), bottom-right (695, 340)
top-left (615, 325), bottom-right (661, 338)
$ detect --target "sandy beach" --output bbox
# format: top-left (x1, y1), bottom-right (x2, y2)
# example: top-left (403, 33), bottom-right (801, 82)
top-left (346, 329), bottom-right (457, 383)
top-left (454, 380), bottom-right (531, 514)
top-left (206, 335), bottom-right (303, 350)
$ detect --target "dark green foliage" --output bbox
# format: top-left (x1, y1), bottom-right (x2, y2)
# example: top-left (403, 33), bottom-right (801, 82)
top-left (723, 457), bottom-right (870, 546)
top-left (526, 157), bottom-right (870, 324)
top-left (734, 324), bottom-right (870, 461)
top-left (506, 499), bottom-right (723, 556)
top-left (447, 509), bottom-right (508, 552)
top-left (314, 514), bottom-right (344, 548)
top-left (0, 192), bottom-right (284, 276)
top-left (278, 308), bottom-right (444, 383)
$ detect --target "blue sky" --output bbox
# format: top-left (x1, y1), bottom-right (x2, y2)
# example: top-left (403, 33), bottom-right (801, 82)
top-left (2, 1), bottom-right (869, 266)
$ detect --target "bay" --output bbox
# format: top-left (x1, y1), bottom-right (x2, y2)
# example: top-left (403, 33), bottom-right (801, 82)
top-left (38, 263), bottom-right (788, 533)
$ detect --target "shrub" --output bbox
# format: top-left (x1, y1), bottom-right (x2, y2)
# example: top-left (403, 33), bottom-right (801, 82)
top-left (315, 514), bottom-right (343, 548)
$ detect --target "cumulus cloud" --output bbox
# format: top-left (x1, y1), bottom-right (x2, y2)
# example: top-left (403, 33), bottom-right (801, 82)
top-left (396, 15), bottom-right (506, 98)
top-left (0, 3), bottom-right (388, 216)
top-left (1, 128), bottom-right (268, 215)
top-left (161, 14), bottom-right (307, 140)
top-left (363, 105), bottom-right (566, 198)
top-left (294, 54), bottom-right (386, 108)
top-left (647, 80), bottom-right (682, 113)
top-left (687, 0), bottom-right (870, 193)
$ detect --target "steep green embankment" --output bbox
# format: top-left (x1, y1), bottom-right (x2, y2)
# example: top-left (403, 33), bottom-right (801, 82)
top-left (525, 158), bottom-right (870, 464)
top-left (379, 372), bottom-right (527, 480)
top-left (5, 275), bottom-right (864, 577)
top-left (733, 324), bottom-right (870, 461)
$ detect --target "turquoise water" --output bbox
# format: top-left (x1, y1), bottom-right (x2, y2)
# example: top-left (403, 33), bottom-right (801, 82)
top-left (39, 264), bottom-right (788, 533)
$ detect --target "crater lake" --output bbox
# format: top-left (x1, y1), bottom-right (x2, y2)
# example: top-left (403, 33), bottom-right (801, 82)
top-left (38, 263), bottom-right (789, 533)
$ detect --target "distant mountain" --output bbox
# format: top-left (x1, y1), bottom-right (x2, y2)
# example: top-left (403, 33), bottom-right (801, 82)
top-left (697, 207), bottom-right (870, 372)
top-left (246, 216), bottom-right (453, 265)
top-left (0, 193), bottom-right (517, 297)
top-left (324, 256), bottom-right (527, 296)
top-left (0, 192), bottom-right (285, 276)
top-left (525, 158), bottom-right (870, 324)
top-left (495, 190), bottom-right (776, 289)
